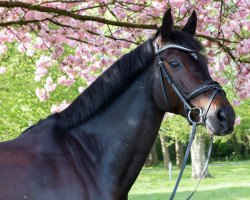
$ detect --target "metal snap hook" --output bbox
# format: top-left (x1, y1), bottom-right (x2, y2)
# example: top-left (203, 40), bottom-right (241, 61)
top-left (188, 107), bottom-right (203, 124)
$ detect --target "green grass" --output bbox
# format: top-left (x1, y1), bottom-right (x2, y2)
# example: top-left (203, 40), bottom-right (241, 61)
top-left (129, 160), bottom-right (250, 200)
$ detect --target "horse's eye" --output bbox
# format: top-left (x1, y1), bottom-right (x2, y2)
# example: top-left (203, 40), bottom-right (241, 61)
top-left (169, 61), bottom-right (180, 68)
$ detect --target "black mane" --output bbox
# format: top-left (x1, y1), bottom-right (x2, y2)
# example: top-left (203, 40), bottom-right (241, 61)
top-left (55, 38), bottom-right (155, 129)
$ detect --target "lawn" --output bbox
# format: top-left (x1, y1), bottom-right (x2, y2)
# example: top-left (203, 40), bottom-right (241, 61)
top-left (129, 160), bottom-right (250, 200)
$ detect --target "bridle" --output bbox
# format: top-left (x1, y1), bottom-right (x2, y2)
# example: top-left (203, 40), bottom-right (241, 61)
top-left (155, 44), bottom-right (224, 200)
top-left (156, 44), bottom-right (223, 125)
top-left (156, 44), bottom-right (223, 199)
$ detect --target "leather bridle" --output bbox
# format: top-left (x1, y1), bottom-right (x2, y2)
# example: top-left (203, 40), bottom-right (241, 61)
top-left (155, 44), bottom-right (224, 200)
top-left (156, 44), bottom-right (224, 125)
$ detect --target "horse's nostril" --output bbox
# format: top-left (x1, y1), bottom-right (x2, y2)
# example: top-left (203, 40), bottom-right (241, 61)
top-left (217, 109), bottom-right (227, 123)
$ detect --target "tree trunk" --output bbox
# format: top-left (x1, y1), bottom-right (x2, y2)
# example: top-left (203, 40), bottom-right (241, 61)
top-left (246, 135), bottom-right (250, 158)
top-left (191, 133), bottom-right (211, 179)
top-left (175, 138), bottom-right (184, 168)
top-left (145, 141), bottom-right (159, 167)
top-left (159, 133), bottom-right (171, 169)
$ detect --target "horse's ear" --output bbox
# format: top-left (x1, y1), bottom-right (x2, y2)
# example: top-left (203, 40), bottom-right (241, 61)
top-left (161, 8), bottom-right (173, 40)
top-left (182, 10), bottom-right (197, 36)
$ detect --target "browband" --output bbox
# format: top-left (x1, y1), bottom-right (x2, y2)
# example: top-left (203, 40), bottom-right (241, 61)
top-left (155, 44), bottom-right (195, 55)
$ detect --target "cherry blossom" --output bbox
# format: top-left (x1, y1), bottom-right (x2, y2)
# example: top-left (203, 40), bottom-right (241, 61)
top-left (235, 117), bottom-right (241, 126)
top-left (44, 77), bottom-right (57, 93)
top-left (0, 44), bottom-right (7, 54)
top-left (35, 88), bottom-right (49, 102)
top-left (232, 99), bottom-right (242, 107)
top-left (0, 66), bottom-right (6, 74)
top-left (51, 100), bottom-right (70, 113)
top-left (78, 86), bottom-right (85, 94)
top-left (57, 75), bottom-right (75, 87)
top-left (0, 0), bottom-right (248, 112)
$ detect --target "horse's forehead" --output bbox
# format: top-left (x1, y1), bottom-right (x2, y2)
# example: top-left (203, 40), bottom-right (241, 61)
top-left (154, 37), bottom-right (198, 60)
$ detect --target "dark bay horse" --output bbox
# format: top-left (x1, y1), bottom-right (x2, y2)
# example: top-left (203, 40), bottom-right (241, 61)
top-left (0, 9), bottom-right (235, 200)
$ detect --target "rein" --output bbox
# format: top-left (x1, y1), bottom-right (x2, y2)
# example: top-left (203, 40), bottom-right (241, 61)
top-left (155, 44), bottom-right (224, 200)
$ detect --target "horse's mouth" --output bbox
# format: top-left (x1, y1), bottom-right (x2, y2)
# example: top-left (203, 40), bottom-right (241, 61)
top-left (205, 119), bottom-right (234, 136)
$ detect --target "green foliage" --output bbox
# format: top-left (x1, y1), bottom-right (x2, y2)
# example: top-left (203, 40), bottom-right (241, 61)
top-left (234, 99), bottom-right (250, 139)
top-left (160, 114), bottom-right (190, 144)
top-left (0, 43), bottom-right (86, 140)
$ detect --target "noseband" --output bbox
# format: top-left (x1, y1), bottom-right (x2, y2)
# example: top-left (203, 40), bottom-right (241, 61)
top-left (155, 44), bottom-right (224, 200)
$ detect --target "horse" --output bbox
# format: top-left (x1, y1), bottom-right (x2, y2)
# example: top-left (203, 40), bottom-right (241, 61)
top-left (0, 9), bottom-right (235, 200)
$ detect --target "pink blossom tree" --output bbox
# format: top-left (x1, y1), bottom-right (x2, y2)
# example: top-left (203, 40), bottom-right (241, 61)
top-left (0, 0), bottom-right (249, 111)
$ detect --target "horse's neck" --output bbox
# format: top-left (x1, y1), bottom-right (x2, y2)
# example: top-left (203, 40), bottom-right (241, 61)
top-left (68, 67), bottom-right (164, 198)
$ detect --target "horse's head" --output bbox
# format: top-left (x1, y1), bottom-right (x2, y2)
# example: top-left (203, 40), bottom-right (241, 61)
top-left (152, 9), bottom-right (235, 136)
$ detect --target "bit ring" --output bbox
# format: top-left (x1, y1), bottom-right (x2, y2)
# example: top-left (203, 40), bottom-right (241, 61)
top-left (188, 107), bottom-right (203, 124)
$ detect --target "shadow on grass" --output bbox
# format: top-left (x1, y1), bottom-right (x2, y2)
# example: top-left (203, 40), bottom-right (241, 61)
top-left (129, 186), bottom-right (250, 200)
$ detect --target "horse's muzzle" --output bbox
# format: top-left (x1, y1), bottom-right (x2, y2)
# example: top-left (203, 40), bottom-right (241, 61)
top-left (206, 105), bottom-right (235, 136)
